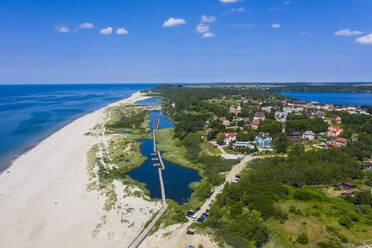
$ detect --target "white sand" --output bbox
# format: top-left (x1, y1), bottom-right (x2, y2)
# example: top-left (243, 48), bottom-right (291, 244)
top-left (0, 91), bottom-right (160, 248)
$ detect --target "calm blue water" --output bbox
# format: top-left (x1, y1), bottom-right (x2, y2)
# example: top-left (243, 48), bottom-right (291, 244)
top-left (279, 92), bottom-right (372, 106)
top-left (128, 109), bottom-right (200, 204)
top-left (0, 84), bottom-right (158, 172)
top-left (135, 97), bottom-right (163, 105)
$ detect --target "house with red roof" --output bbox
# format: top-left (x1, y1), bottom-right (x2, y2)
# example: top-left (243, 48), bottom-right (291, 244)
top-left (328, 126), bottom-right (343, 137)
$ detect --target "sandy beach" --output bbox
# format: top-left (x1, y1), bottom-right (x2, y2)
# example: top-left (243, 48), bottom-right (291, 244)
top-left (0, 91), bottom-right (160, 248)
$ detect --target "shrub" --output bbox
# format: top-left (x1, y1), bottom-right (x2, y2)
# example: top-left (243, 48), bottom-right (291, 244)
top-left (289, 205), bottom-right (296, 213)
top-left (294, 189), bottom-right (321, 201)
top-left (339, 215), bottom-right (353, 228)
top-left (347, 211), bottom-right (360, 222)
top-left (296, 233), bottom-right (309, 245)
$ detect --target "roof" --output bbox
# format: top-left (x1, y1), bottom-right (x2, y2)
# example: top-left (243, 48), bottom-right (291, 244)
top-left (289, 131), bottom-right (302, 136)
top-left (219, 117), bottom-right (227, 121)
top-left (225, 132), bottom-right (237, 138)
top-left (342, 182), bottom-right (356, 186)
top-left (336, 138), bottom-right (347, 143)
top-left (252, 119), bottom-right (260, 125)
top-left (328, 126), bottom-right (343, 132)
top-left (254, 112), bottom-right (265, 118)
top-left (303, 130), bottom-right (314, 135)
top-left (257, 133), bottom-right (271, 139)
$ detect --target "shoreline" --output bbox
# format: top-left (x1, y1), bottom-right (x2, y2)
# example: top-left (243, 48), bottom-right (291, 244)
top-left (0, 90), bottom-right (160, 248)
top-left (1, 91), bottom-right (145, 176)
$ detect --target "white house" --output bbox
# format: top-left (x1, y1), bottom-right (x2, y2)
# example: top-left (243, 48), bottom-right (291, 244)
top-left (303, 130), bottom-right (315, 140)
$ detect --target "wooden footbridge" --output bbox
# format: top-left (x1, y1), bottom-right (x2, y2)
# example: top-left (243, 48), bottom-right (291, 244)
top-left (127, 113), bottom-right (167, 248)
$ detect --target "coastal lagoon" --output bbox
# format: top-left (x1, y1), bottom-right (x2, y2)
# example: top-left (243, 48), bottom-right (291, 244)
top-left (129, 109), bottom-right (200, 204)
top-left (279, 91), bottom-right (372, 106)
top-left (0, 84), bottom-right (157, 172)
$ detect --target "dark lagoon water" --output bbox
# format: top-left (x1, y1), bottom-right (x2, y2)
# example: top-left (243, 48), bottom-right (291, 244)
top-left (128, 108), bottom-right (200, 204)
top-left (0, 84), bottom-right (158, 172)
top-left (279, 92), bottom-right (372, 106)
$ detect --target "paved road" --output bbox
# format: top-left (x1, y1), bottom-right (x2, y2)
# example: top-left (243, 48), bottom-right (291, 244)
top-left (190, 155), bottom-right (253, 222)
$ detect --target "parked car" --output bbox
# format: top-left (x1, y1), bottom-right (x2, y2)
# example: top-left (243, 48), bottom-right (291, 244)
top-left (187, 210), bottom-right (194, 217)
top-left (205, 208), bottom-right (209, 213)
top-left (197, 217), bottom-right (205, 222)
top-left (192, 215), bottom-right (197, 221)
top-left (195, 207), bottom-right (200, 212)
top-left (186, 230), bottom-right (194, 235)
top-left (186, 245), bottom-right (195, 248)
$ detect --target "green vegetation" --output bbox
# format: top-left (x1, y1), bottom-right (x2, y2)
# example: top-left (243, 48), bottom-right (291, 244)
top-left (150, 85), bottom-right (372, 247)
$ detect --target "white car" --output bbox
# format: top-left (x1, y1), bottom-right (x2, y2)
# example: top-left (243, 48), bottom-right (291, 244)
top-left (192, 215), bottom-right (197, 221)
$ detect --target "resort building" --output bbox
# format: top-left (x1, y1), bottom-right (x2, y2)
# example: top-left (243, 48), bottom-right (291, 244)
top-left (255, 133), bottom-right (272, 147)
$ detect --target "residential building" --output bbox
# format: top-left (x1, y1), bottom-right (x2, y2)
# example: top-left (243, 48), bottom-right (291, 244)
top-left (335, 138), bottom-right (347, 146)
top-left (289, 131), bottom-right (302, 141)
top-left (253, 112), bottom-right (265, 120)
top-left (328, 126), bottom-right (343, 137)
top-left (341, 182), bottom-right (356, 190)
top-left (255, 133), bottom-right (272, 147)
top-left (219, 117), bottom-right (230, 127)
top-left (224, 132), bottom-right (237, 144)
top-left (233, 141), bottom-right (255, 150)
top-left (251, 119), bottom-right (260, 129)
top-left (335, 116), bottom-right (342, 124)
top-left (303, 130), bottom-right (315, 140)
top-left (275, 111), bottom-right (287, 122)
top-left (229, 105), bottom-right (242, 116)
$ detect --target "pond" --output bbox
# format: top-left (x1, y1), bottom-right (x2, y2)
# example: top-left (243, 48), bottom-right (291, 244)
top-left (128, 104), bottom-right (200, 204)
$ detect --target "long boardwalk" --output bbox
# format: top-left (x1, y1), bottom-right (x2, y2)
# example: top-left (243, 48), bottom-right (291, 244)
top-left (128, 113), bottom-right (167, 248)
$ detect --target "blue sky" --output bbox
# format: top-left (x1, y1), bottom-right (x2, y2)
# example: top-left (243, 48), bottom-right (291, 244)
top-left (0, 0), bottom-right (371, 83)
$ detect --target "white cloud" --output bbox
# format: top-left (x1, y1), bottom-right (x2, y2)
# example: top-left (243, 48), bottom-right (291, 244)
top-left (222, 7), bottom-right (245, 15)
top-left (203, 32), bottom-right (215, 38)
top-left (334, 29), bottom-right (363, 36)
top-left (201, 15), bottom-right (216, 23)
top-left (272, 24), bottom-right (280, 28)
top-left (56, 25), bottom-right (71, 33)
top-left (79, 22), bottom-right (94, 29)
top-left (162, 18), bottom-right (186, 28)
top-left (232, 7), bottom-right (245, 12)
top-left (196, 24), bottom-right (210, 33)
top-left (220, 0), bottom-right (240, 3)
top-left (356, 33), bottom-right (372, 45)
top-left (116, 28), bottom-right (129, 35)
top-left (100, 27), bottom-right (113, 35)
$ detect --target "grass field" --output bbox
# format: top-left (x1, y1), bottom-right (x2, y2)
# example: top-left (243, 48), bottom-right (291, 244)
top-left (155, 128), bottom-right (196, 170)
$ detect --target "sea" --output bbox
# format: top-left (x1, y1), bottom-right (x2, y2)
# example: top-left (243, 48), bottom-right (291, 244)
top-left (279, 91), bottom-right (372, 106)
top-left (0, 84), bottom-right (156, 172)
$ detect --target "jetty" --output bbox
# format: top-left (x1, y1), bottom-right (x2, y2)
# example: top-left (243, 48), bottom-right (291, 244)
top-left (128, 113), bottom-right (167, 248)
